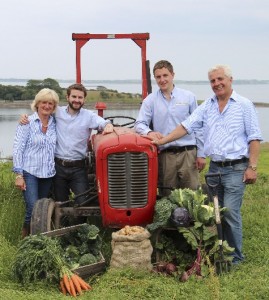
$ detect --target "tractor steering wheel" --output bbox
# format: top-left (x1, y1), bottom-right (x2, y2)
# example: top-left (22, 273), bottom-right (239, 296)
top-left (105, 116), bottom-right (136, 128)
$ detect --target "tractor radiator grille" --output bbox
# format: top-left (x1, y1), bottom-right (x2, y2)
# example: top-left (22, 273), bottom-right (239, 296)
top-left (107, 152), bottom-right (148, 208)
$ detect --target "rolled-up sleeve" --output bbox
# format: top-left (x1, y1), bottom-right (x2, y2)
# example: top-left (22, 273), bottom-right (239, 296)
top-left (244, 102), bottom-right (263, 143)
top-left (134, 97), bottom-right (153, 135)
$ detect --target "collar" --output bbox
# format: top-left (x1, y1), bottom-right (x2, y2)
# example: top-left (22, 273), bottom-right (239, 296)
top-left (33, 112), bottom-right (53, 125)
top-left (65, 105), bottom-right (81, 116)
top-left (210, 89), bottom-right (237, 103)
top-left (159, 85), bottom-right (175, 100)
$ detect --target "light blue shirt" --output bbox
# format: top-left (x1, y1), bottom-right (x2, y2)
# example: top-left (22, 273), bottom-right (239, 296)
top-left (13, 112), bottom-right (56, 177)
top-left (55, 106), bottom-right (110, 160)
top-left (134, 87), bottom-right (205, 157)
top-left (182, 90), bottom-right (263, 161)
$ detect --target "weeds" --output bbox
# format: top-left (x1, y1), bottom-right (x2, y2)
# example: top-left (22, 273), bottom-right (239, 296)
top-left (0, 162), bottom-right (25, 245)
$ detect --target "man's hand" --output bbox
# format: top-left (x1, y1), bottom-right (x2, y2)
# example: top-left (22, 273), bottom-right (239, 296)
top-left (151, 139), bottom-right (166, 146)
top-left (243, 167), bottom-right (257, 184)
top-left (141, 131), bottom-right (164, 145)
top-left (19, 114), bottom-right (29, 125)
top-left (102, 123), bottom-right (114, 135)
top-left (147, 131), bottom-right (164, 140)
top-left (196, 157), bottom-right (206, 172)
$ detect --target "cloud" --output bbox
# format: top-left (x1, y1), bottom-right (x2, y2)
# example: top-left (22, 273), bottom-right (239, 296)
top-left (1, 0), bottom-right (268, 80)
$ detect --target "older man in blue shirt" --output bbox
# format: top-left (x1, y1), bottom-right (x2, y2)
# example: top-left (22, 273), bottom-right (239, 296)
top-left (152, 64), bottom-right (263, 265)
top-left (135, 60), bottom-right (206, 197)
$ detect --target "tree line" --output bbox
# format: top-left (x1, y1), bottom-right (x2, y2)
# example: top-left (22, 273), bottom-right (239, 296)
top-left (0, 78), bottom-right (63, 101)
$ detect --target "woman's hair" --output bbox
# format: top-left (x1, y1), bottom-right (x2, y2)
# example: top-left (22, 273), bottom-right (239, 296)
top-left (153, 60), bottom-right (174, 76)
top-left (66, 83), bottom-right (87, 97)
top-left (208, 64), bottom-right (232, 79)
top-left (31, 88), bottom-right (59, 112)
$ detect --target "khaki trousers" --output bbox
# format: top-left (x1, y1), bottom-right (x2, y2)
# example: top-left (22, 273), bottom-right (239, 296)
top-left (158, 148), bottom-right (200, 197)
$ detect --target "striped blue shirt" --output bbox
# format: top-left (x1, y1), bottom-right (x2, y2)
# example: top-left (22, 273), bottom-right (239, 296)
top-left (54, 106), bottom-right (110, 160)
top-left (135, 87), bottom-right (205, 157)
top-left (182, 90), bottom-right (263, 161)
top-left (13, 112), bottom-right (56, 177)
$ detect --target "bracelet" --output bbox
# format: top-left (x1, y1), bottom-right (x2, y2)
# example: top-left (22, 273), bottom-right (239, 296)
top-left (15, 174), bottom-right (23, 180)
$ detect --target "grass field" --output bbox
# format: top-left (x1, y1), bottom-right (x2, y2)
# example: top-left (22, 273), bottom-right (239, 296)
top-left (0, 144), bottom-right (268, 299)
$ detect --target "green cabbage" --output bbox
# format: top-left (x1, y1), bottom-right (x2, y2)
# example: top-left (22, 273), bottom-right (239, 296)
top-left (196, 205), bottom-right (215, 226)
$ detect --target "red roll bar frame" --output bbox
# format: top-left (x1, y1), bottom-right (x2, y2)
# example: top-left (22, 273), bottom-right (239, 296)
top-left (72, 33), bottom-right (150, 99)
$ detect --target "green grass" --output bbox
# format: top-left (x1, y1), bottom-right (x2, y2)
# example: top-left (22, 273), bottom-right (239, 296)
top-left (0, 144), bottom-right (269, 299)
top-left (84, 89), bottom-right (142, 108)
top-left (0, 163), bottom-right (25, 245)
top-left (258, 143), bottom-right (269, 174)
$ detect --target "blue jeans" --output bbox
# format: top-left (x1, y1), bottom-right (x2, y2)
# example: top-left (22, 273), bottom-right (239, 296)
top-left (206, 160), bottom-right (248, 264)
top-left (22, 171), bottom-right (53, 224)
top-left (53, 164), bottom-right (89, 204)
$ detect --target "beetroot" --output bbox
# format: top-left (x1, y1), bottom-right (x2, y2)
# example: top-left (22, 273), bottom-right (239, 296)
top-left (180, 271), bottom-right (189, 282)
top-left (156, 262), bottom-right (167, 272)
top-left (165, 262), bottom-right (177, 275)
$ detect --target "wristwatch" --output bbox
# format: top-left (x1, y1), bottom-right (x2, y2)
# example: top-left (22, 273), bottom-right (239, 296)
top-left (248, 165), bottom-right (257, 171)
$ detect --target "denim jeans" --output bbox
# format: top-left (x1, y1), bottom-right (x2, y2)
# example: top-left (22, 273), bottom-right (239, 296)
top-left (206, 160), bottom-right (248, 264)
top-left (53, 164), bottom-right (89, 204)
top-left (22, 171), bottom-right (53, 224)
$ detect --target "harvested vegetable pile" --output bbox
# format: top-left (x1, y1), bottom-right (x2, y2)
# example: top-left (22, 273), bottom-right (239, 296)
top-left (147, 198), bottom-right (177, 231)
top-left (12, 234), bottom-right (64, 284)
top-left (117, 225), bottom-right (146, 235)
top-left (147, 188), bottom-right (234, 281)
top-left (110, 225), bottom-right (153, 270)
top-left (59, 223), bottom-right (102, 268)
top-left (11, 224), bottom-right (102, 297)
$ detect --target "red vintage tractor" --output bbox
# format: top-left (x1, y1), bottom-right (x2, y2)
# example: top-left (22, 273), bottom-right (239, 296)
top-left (30, 33), bottom-right (159, 234)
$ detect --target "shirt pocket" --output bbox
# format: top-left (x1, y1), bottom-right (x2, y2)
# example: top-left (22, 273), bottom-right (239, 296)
top-left (173, 102), bottom-right (190, 118)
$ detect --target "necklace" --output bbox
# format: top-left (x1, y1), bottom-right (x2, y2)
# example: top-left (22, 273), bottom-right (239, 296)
top-left (42, 123), bottom-right (48, 128)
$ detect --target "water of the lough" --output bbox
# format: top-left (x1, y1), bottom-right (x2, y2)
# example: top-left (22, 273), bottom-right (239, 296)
top-left (0, 80), bottom-right (268, 158)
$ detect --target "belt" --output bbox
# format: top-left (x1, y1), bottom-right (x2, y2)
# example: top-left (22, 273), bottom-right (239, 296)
top-left (212, 157), bottom-right (248, 167)
top-left (162, 145), bottom-right (197, 153)
top-left (55, 157), bottom-right (87, 168)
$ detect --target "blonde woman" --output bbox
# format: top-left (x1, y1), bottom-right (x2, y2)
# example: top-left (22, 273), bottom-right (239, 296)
top-left (13, 88), bottom-right (59, 238)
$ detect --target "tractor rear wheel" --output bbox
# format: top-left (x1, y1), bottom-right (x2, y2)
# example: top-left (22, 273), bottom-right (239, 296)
top-left (30, 198), bottom-right (55, 234)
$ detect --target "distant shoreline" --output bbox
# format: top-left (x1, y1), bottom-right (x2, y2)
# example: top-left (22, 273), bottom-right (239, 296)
top-left (1, 100), bottom-right (269, 109)
top-left (1, 79), bottom-right (269, 85)
top-left (0, 100), bottom-right (142, 110)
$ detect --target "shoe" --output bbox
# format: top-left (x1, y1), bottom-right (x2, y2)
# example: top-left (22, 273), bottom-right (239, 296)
top-left (21, 223), bottom-right (30, 238)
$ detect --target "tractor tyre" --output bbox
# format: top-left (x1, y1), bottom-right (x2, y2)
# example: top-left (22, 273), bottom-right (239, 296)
top-left (30, 198), bottom-right (55, 234)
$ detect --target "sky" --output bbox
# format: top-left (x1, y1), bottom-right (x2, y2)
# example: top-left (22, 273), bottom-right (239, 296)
top-left (1, 0), bottom-right (269, 81)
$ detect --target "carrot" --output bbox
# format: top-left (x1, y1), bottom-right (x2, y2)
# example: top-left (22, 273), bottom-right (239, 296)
top-left (69, 277), bottom-right (77, 297)
top-left (73, 274), bottom-right (92, 291)
top-left (60, 279), bottom-right (67, 295)
top-left (62, 274), bottom-right (71, 295)
top-left (71, 274), bottom-right (82, 295)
